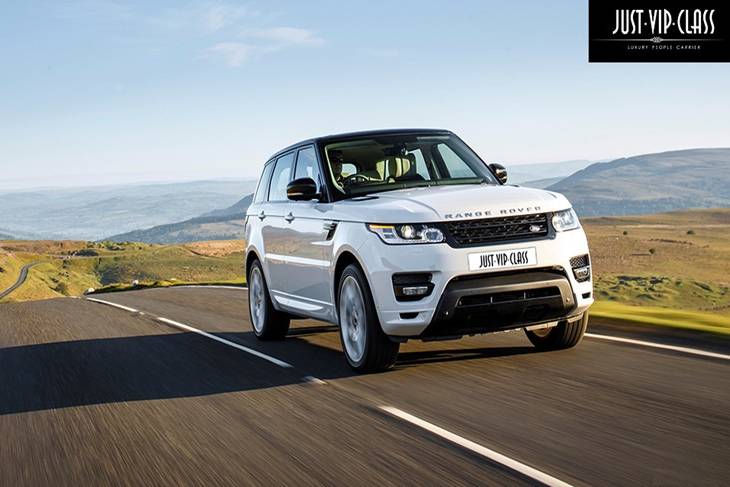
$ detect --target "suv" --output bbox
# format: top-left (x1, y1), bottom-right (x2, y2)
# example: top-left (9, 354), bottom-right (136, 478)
top-left (245, 129), bottom-right (592, 371)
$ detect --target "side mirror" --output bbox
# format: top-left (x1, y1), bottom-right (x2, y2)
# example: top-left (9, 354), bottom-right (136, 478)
top-left (287, 177), bottom-right (319, 201)
top-left (489, 163), bottom-right (508, 184)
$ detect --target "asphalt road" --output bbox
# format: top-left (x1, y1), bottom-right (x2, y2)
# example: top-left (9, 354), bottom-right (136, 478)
top-left (0, 262), bottom-right (37, 300)
top-left (1, 287), bottom-right (728, 486)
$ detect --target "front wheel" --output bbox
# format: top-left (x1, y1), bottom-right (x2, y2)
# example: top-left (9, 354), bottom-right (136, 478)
top-left (248, 260), bottom-right (290, 340)
top-left (525, 311), bottom-right (589, 350)
top-left (338, 264), bottom-right (399, 372)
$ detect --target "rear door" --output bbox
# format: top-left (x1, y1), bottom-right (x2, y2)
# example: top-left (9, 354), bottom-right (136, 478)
top-left (246, 160), bottom-right (275, 267)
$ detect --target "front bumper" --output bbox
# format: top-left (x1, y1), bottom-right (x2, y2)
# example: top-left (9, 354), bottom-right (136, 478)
top-left (355, 228), bottom-right (593, 337)
top-left (423, 270), bottom-right (577, 339)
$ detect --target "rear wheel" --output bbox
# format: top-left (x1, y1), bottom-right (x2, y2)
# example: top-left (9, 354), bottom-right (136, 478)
top-left (338, 264), bottom-right (399, 372)
top-left (525, 311), bottom-right (589, 350)
top-left (248, 259), bottom-right (290, 340)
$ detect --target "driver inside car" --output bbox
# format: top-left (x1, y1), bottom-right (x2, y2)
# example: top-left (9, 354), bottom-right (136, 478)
top-left (328, 149), bottom-right (346, 187)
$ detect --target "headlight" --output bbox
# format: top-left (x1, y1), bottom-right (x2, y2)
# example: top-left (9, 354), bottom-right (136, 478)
top-left (367, 223), bottom-right (445, 244)
top-left (552, 208), bottom-right (580, 232)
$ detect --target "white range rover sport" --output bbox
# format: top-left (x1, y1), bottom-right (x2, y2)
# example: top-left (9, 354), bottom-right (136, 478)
top-left (245, 129), bottom-right (593, 371)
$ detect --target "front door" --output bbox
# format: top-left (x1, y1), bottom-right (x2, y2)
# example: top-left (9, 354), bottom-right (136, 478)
top-left (281, 146), bottom-right (333, 320)
top-left (261, 151), bottom-right (295, 296)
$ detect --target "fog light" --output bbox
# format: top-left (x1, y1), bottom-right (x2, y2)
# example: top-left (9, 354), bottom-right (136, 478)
top-left (401, 286), bottom-right (429, 296)
top-left (392, 272), bottom-right (434, 301)
top-left (573, 265), bottom-right (591, 282)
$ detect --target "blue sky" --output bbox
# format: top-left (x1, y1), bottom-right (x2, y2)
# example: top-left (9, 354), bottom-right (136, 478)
top-left (1, 0), bottom-right (729, 189)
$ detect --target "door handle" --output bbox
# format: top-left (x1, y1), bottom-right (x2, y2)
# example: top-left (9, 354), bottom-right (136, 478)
top-left (258, 210), bottom-right (266, 220)
top-left (284, 212), bottom-right (295, 223)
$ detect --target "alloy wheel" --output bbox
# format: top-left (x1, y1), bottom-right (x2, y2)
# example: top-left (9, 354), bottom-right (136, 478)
top-left (339, 275), bottom-right (367, 363)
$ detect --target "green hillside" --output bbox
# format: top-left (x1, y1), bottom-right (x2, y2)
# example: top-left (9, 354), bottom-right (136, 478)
top-left (0, 240), bottom-right (245, 302)
top-left (583, 209), bottom-right (730, 332)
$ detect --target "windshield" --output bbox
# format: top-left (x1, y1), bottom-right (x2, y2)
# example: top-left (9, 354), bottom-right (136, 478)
top-left (322, 134), bottom-right (497, 198)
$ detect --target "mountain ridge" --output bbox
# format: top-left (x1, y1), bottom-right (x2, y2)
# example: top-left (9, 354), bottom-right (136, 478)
top-left (107, 195), bottom-right (253, 243)
top-left (547, 148), bottom-right (730, 217)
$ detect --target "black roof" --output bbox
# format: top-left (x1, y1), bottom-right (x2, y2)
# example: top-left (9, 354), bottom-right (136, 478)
top-left (267, 128), bottom-right (453, 161)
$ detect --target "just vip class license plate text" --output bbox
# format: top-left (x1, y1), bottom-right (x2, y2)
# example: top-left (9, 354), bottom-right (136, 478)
top-left (468, 247), bottom-right (537, 271)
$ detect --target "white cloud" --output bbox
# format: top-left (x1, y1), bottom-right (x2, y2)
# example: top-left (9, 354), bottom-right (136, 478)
top-left (206, 42), bottom-right (253, 67)
top-left (244, 27), bottom-right (324, 47)
top-left (56, 1), bottom-right (324, 68)
top-left (205, 26), bottom-right (325, 67)
top-left (202, 4), bottom-right (254, 32)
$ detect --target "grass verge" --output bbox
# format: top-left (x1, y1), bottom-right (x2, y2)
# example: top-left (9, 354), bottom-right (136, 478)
top-left (591, 301), bottom-right (730, 337)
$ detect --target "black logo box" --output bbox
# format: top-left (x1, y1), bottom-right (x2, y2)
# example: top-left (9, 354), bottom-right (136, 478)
top-left (589, 0), bottom-right (730, 62)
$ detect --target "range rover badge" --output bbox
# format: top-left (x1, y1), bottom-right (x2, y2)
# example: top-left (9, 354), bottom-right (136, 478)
top-left (529, 225), bottom-right (542, 233)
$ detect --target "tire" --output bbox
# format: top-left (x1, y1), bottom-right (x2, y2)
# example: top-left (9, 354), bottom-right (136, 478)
top-left (337, 264), bottom-right (400, 372)
top-left (525, 311), bottom-right (589, 350)
top-left (247, 259), bottom-right (290, 340)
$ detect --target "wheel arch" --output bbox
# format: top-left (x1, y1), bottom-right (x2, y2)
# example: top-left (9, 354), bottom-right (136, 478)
top-left (245, 248), bottom-right (285, 313)
top-left (333, 250), bottom-right (368, 307)
top-left (245, 249), bottom-right (260, 279)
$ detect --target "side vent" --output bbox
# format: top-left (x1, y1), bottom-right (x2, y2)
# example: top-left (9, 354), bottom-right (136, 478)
top-left (323, 221), bottom-right (338, 240)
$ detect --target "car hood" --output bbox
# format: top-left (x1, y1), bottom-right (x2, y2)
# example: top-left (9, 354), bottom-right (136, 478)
top-left (333, 184), bottom-right (572, 223)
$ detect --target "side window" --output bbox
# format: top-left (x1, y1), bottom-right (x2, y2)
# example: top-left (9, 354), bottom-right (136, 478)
top-left (294, 147), bottom-right (321, 184)
top-left (268, 152), bottom-right (295, 201)
top-left (436, 143), bottom-right (477, 178)
top-left (253, 163), bottom-right (275, 204)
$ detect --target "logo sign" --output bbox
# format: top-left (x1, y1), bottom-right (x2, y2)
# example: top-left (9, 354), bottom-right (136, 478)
top-left (589, 1), bottom-right (730, 62)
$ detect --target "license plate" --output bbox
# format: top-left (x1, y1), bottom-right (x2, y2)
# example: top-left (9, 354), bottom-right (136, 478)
top-left (468, 247), bottom-right (537, 271)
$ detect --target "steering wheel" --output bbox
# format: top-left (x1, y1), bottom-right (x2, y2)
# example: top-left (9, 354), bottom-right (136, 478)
top-left (342, 173), bottom-right (370, 186)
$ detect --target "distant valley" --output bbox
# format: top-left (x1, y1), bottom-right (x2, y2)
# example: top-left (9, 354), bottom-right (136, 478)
top-left (108, 195), bottom-right (252, 243)
top-left (0, 180), bottom-right (257, 240)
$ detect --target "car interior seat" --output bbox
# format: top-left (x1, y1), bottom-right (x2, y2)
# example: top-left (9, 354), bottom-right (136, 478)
top-left (360, 160), bottom-right (385, 181)
top-left (386, 154), bottom-right (424, 182)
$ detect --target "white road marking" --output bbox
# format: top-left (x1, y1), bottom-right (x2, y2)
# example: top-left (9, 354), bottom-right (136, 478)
top-left (585, 333), bottom-right (730, 361)
top-left (85, 296), bottom-right (293, 369)
top-left (85, 285), bottom-right (247, 297)
top-left (85, 297), bottom-right (139, 313)
top-left (156, 317), bottom-right (293, 368)
top-left (380, 406), bottom-right (573, 487)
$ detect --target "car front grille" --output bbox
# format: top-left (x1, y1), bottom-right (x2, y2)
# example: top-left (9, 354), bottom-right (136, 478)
top-left (457, 286), bottom-right (561, 307)
top-left (444, 213), bottom-right (550, 247)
